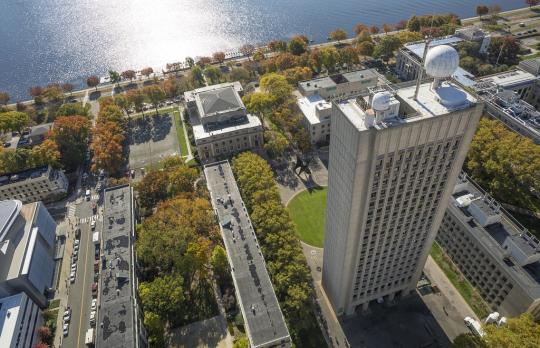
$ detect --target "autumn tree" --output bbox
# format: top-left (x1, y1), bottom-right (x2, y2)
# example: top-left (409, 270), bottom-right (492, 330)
top-left (288, 36), bottom-right (308, 55)
top-left (369, 25), bottom-right (380, 34)
top-left (320, 46), bottom-right (340, 72)
top-left (37, 326), bottom-right (53, 345)
top-left (353, 23), bottom-right (368, 35)
top-left (243, 92), bottom-right (274, 123)
top-left (264, 130), bottom-right (289, 158)
top-left (28, 86), bottom-right (44, 99)
top-left (114, 94), bottom-right (130, 115)
top-left (488, 36), bottom-right (520, 65)
top-left (0, 111), bottom-right (29, 134)
top-left (280, 66), bottom-right (312, 84)
top-left (476, 5), bottom-right (489, 19)
top-left (43, 84), bottom-right (64, 104)
top-left (0, 91), bottom-right (11, 105)
top-left (126, 89), bottom-right (145, 114)
top-left (135, 170), bottom-right (170, 210)
top-left (139, 274), bottom-right (185, 323)
top-left (329, 28), bottom-right (348, 42)
top-left (268, 40), bottom-right (288, 52)
top-left (98, 104), bottom-right (125, 125)
top-left (90, 121), bottom-right (125, 175)
top-left (395, 19), bottom-right (408, 30)
top-left (121, 69), bottom-right (136, 81)
top-left (259, 73), bottom-right (292, 104)
top-left (356, 30), bottom-right (372, 43)
top-left (483, 313), bottom-right (540, 347)
top-left (30, 139), bottom-right (61, 168)
top-left (51, 116), bottom-right (91, 170)
top-left (373, 35), bottom-right (401, 61)
top-left (142, 85), bottom-right (166, 114)
top-left (358, 41), bottom-right (375, 57)
top-left (212, 51), bottom-right (226, 64)
top-left (141, 67), bottom-right (154, 79)
top-left (86, 75), bottom-right (99, 90)
top-left (144, 312), bottom-right (166, 348)
top-left (61, 83), bottom-right (74, 95)
top-left (383, 23), bottom-right (392, 35)
top-left (56, 102), bottom-right (90, 117)
top-left (240, 44), bottom-right (255, 58)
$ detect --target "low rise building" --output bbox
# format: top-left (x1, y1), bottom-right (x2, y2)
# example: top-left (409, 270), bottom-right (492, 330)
top-left (0, 292), bottom-right (42, 348)
top-left (298, 69), bottom-right (378, 99)
top-left (0, 200), bottom-right (57, 308)
top-left (297, 95), bottom-right (332, 144)
top-left (396, 36), bottom-right (476, 86)
top-left (476, 69), bottom-right (540, 109)
top-left (436, 173), bottom-right (540, 320)
top-left (519, 57), bottom-right (540, 76)
top-left (184, 82), bottom-right (263, 162)
top-left (474, 87), bottom-right (540, 144)
top-left (454, 26), bottom-right (488, 42)
top-left (96, 185), bottom-right (146, 348)
top-left (0, 165), bottom-right (68, 204)
top-left (205, 161), bottom-right (291, 348)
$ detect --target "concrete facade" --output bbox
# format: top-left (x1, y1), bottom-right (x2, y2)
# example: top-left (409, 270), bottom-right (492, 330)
top-left (0, 200), bottom-right (57, 308)
top-left (184, 82), bottom-right (263, 162)
top-left (476, 69), bottom-right (540, 109)
top-left (0, 166), bottom-right (68, 204)
top-left (322, 81), bottom-right (483, 316)
top-left (298, 69), bottom-right (378, 100)
top-left (436, 173), bottom-right (540, 320)
top-left (0, 292), bottom-right (42, 348)
top-left (297, 95), bottom-right (332, 145)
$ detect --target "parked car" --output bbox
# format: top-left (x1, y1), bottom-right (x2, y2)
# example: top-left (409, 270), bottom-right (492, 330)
top-left (91, 220), bottom-right (96, 230)
top-left (70, 272), bottom-right (76, 283)
top-left (91, 298), bottom-right (97, 311)
top-left (63, 307), bottom-right (71, 322)
top-left (94, 248), bottom-right (100, 260)
top-left (74, 243), bottom-right (79, 252)
top-left (75, 228), bottom-right (81, 239)
top-left (90, 311), bottom-right (96, 327)
top-left (86, 189), bottom-right (91, 201)
top-left (71, 263), bottom-right (77, 272)
top-left (92, 283), bottom-right (98, 297)
top-left (74, 239), bottom-right (80, 246)
top-left (63, 323), bottom-right (69, 337)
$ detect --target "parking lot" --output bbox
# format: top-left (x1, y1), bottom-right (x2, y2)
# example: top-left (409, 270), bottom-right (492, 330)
top-left (128, 108), bottom-right (181, 170)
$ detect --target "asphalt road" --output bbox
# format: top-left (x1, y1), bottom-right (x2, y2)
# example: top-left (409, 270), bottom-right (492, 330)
top-left (62, 192), bottom-right (101, 347)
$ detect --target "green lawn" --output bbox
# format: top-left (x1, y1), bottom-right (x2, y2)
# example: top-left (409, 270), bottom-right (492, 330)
top-left (430, 242), bottom-right (490, 318)
top-left (173, 109), bottom-right (190, 157)
top-left (286, 187), bottom-right (327, 247)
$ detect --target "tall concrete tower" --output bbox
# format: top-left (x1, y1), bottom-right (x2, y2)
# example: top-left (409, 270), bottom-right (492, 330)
top-left (322, 45), bottom-right (484, 316)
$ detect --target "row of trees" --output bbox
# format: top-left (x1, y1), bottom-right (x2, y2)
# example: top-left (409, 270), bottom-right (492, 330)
top-left (232, 152), bottom-right (324, 346)
top-left (134, 156), bottom-right (229, 347)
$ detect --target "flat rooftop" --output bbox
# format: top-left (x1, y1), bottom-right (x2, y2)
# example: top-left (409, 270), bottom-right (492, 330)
top-left (192, 114), bottom-right (262, 141)
top-left (0, 293), bottom-right (25, 347)
top-left (335, 81), bottom-right (477, 132)
top-left (299, 69), bottom-right (377, 93)
top-left (204, 161), bottom-right (291, 348)
top-left (96, 185), bottom-right (139, 348)
top-left (476, 69), bottom-right (538, 89)
top-left (297, 94), bottom-right (332, 125)
top-left (449, 176), bottom-right (540, 297)
top-left (0, 165), bottom-right (50, 187)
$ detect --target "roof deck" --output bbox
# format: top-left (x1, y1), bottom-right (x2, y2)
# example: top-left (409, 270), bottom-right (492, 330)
top-left (204, 161), bottom-right (291, 348)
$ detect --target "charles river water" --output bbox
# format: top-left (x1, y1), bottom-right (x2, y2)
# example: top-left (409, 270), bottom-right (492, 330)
top-left (0, 0), bottom-right (522, 100)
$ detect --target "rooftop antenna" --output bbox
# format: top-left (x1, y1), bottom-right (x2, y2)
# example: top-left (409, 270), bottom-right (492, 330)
top-left (413, 12), bottom-right (436, 100)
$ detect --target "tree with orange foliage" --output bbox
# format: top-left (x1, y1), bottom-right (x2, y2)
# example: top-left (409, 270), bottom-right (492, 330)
top-left (90, 121), bottom-right (125, 175)
top-left (212, 51), bottom-right (226, 64)
top-left (141, 67), bottom-right (154, 79)
top-left (369, 25), bottom-right (380, 34)
top-left (86, 76), bottom-right (100, 90)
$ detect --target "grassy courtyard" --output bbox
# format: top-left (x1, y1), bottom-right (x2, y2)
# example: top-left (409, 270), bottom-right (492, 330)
top-left (287, 187), bottom-right (327, 247)
top-left (173, 109), bottom-right (190, 157)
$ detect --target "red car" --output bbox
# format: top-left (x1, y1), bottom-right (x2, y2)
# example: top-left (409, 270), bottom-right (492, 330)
top-left (91, 283), bottom-right (98, 297)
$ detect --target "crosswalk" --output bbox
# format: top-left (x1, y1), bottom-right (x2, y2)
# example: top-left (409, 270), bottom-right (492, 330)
top-left (67, 206), bottom-right (76, 217)
top-left (79, 214), bottom-right (101, 224)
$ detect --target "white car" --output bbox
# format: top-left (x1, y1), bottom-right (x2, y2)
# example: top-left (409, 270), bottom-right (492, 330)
top-left (74, 239), bottom-right (80, 246)
top-left (85, 189), bottom-right (91, 200)
top-left (63, 323), bottom-right (69, 337)
top-left (91, 298), bottom-right (97, 311)
top-left (90, 310), bottom-right (96, 326)
top-left (70, 271), bottom-right (76, 283)
top-left (91, 220), bottom-right (96, 230)
top-left (63, 308), bottom-right (71, 322)
top-left (71, 263), bottom-right (77, 272)
top-left (74, 243), bottom-right (79, 252)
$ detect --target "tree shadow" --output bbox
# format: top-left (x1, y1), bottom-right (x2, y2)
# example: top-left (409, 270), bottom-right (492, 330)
top-left (89, 91), bottom-right (101, 100)
top-left (128, 117), bottom-right (152, 145)
top-left (151, 113), bottom-right (172, 142)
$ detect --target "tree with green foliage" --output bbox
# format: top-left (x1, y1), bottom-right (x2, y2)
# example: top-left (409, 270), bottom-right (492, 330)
top-left (407, 15), bottom-right (421, 32)
top-left (488, 36), bottom-right (520, 66)
top-left (264, 130), bottom-right (289, 158)
top-left (142, 85), bottom-right (166, 114)
top-left (243, 92), bottom-right (274, 123)
top-left (108, 70), bottom-right (121, 86)
top-left (139, 274), bottom-right (185, 322)
top-left (233, 336), bottom-right (249, 348)
top-left (211, 245), bottom-right (229, 278)
top-left (126, 89), bottom-right (145, 115)
top-left (452, 333), bottom-right (487, 347)
top-left (357, 41), bottom-right (375, 57)
top-left (268, 40), bottom-right (288, 52)
top-left (466, 118), bottom-right (540, 212)
top-left (288, 36), bottom-right (308, 55)
top-left (526, 0), bottom-right (540, 8)
top-left (0, 111), bottom-right (29, 134)
top-left (259, 73), bottom-right (293, 103)
top-left (190, 66), bottom-right (205, 87)
top-left (56, 102), bottom-right (91, 118)
top-left (373, 35), bottom-right (401, 61)
top-left (98, 104), bottom-right (125, 125)
top-left (114, 94), bottom-right (131, 116)
top-left (203, 65), bottom-right (222, 84)
top-left (0, 91), bottom-right (10, 106)
top-left (143, 312), bottom-right (166, 348)
top-left (320, 46), bottom-right (340, 72)
top-left (229, 68), bottom-right (252, 84)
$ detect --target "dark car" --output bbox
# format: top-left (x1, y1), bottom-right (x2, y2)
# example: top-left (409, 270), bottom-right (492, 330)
top-left (75, 228), bottom-right (81, 239)
top-left (91, 283), bottom-right (98, 297)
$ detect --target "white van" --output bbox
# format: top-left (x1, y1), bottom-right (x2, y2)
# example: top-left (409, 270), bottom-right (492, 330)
top-left (85, 189), bottom-right (91, 201)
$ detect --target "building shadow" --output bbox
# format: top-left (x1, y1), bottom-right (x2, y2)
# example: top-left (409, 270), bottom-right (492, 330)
top-left (340, 292), bottom-right (452, 348)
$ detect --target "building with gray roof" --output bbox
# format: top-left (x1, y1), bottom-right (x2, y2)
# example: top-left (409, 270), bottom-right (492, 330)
top-left (96, 185), bottom-right (146, 348)
top-left (0, 200), bottom-right (57, 308)
top-left (298, 69), bottom-right (378, 99)
top-left (0, 292), bottom-right (42, 348)
top-left (0, 165), bottom-right (68, 204)
top-left (476, 69), bottom-right (540, 109)
top-left (204, 161), bottom-right (291, 348)
top-left (519, 57), bottom-right (540, 76)
top-left (185, 82), bottom-right (263, 162)
top-left (436, 172), bottom-right (540, 319)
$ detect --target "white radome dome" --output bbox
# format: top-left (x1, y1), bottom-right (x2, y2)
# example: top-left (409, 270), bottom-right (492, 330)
top-left (371, 91), bottom-right (392, 111)
top-left (424, 45), bottom-right (459, 78)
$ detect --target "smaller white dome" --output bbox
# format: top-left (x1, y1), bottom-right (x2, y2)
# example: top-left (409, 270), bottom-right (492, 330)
top-left (424, 45), bottom-right (459, 78)
top-left (371, 91), bottom-right (392, 111)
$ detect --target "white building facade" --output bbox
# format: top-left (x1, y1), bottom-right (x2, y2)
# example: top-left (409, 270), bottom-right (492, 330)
top-left (322, 46), bottom-right (484, 315)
